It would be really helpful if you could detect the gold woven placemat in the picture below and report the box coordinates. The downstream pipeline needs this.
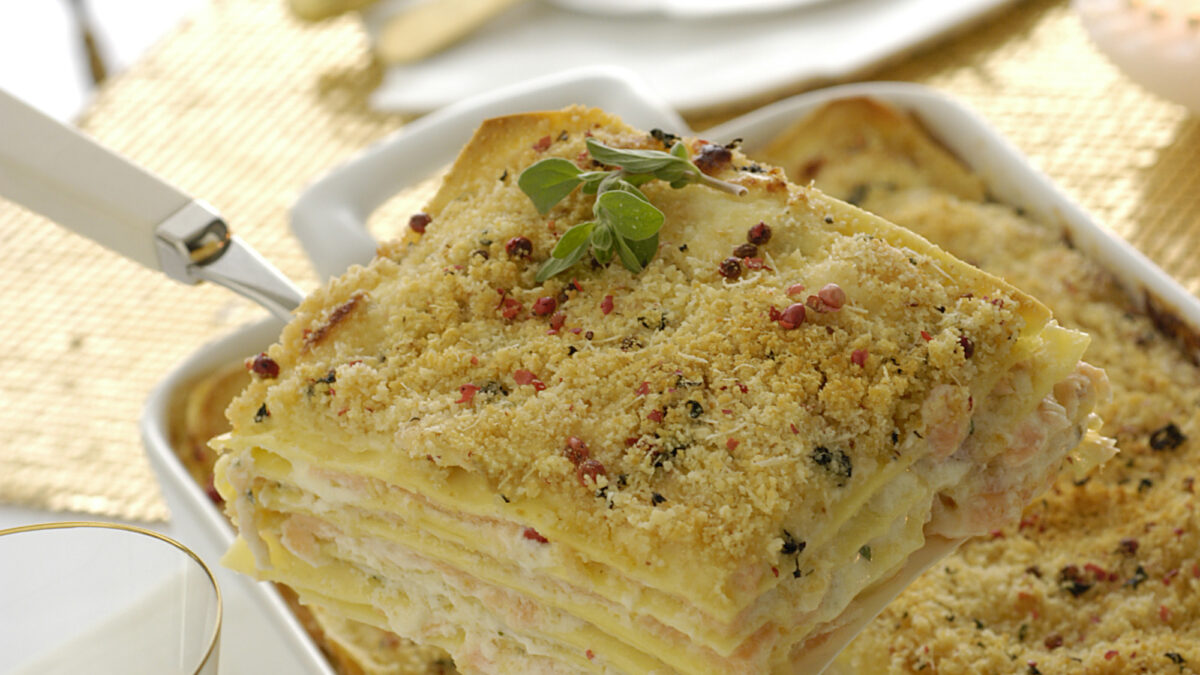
[0,0,1195,521]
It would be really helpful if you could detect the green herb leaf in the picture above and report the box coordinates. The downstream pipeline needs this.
[519,135,746,282]
[590,222,613,251]
[552,221,593,259]
[579,171,609,194]
[518,158,582,214]
[626,233,659,267]
[597,191,664,241]
[535,243,586,283]
[614,235,644,274]
[599,175,650,202]
[586,139,691,175]
[593,241,615,266]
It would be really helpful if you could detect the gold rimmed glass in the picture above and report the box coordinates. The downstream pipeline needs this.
[0,521,221,674]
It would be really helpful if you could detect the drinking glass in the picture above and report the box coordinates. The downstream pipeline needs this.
[0,521,221,674]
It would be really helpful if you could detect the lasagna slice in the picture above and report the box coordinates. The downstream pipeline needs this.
[213,107,1110,674]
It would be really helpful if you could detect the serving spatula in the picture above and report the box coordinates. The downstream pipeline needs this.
[0,88,303,321]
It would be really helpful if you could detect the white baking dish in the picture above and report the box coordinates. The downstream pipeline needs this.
[140,67,1200,674]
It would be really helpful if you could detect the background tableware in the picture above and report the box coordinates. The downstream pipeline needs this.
[1074,0,1200,113]
[363,0,1019,114]
[0,522,220,675]
[0,88,303,321]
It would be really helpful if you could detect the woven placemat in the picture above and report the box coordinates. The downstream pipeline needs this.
[0,0,1195,521]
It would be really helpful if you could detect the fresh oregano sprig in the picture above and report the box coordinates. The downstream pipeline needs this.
[518,139,747,282]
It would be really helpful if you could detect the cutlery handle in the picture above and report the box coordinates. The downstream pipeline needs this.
[0,88,197,275]
[0,88,305,321]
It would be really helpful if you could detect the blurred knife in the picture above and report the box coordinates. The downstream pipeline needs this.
[0,88,304,321]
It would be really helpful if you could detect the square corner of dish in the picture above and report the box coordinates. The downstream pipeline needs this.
[210,104,1113,674]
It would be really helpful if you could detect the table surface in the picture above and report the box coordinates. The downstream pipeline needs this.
[0,0,1196,524]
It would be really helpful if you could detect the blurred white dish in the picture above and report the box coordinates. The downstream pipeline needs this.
[364,0,1018,114]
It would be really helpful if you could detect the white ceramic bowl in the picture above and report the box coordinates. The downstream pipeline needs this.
[141,67,1200,674]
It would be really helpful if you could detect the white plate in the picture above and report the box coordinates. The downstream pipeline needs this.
[365,0,1017,115]
[141,68,1200,675]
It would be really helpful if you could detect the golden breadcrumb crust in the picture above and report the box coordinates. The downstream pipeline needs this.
[759,98,1200,674]
[226,107,1044,597]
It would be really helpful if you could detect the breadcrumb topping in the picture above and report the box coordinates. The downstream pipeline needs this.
[227,107,1041,587]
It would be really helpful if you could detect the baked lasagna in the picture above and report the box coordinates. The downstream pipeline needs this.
[213,107,1111,674]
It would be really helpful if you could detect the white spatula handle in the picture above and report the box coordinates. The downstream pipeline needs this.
[0,88,195,273]
[0,88,304,320]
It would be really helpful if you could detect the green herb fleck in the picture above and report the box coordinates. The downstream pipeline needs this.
[859,545,872,561]
[1126,564,1148,588]
[519,139,747,281]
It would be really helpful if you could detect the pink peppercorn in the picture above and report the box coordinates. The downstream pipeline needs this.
[694,143,732,175]
[732,243,758,259]
[817,283,846,310]
[249,352,280,379]
[505,236,533,258]
[851,349,868,366]
[959,336,975,359]
[747,222,772,245]
[778,303,806,329]
[564,437,590,465]
[577,459,607,487]
[786,283,806,297]
[455,384,479,404]
[500,297,522,319]
[601,295,614,315]
[532,296,557,316]
[718,257,742,280]
[549,312,566,330]
[522,527,549,544]
[408,212,431,234]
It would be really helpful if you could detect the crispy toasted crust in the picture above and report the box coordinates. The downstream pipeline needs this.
[225,107,1054,612]
[756,97,986,206]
